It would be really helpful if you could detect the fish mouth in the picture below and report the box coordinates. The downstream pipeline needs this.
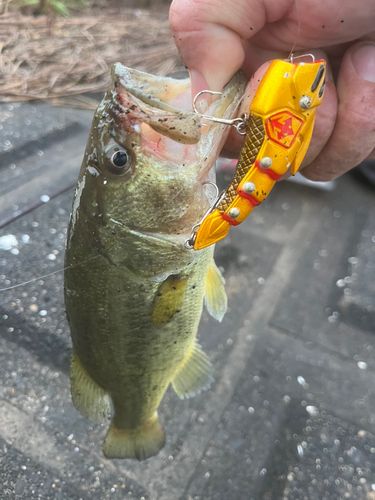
[111,64,201,145]
[111,64,247,170]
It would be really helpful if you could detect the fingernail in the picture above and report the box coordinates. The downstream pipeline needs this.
[189,69,209,98]
[351,42,375,83]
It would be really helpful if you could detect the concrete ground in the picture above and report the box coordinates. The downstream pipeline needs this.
[0,100,374,500]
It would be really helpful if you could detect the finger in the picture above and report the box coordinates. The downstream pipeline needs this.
[169,0,268,95]
[301,41,375,181]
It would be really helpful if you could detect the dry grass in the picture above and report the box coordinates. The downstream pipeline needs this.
[0,8,183,108]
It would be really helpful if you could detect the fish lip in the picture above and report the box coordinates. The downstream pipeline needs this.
[110,64,248,150]
[111,63,202,145]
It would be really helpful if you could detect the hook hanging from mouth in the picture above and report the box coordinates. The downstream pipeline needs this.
[192,90,248,136]
[184,181,223,250]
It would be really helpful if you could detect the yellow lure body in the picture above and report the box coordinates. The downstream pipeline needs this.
[194,58,326,250]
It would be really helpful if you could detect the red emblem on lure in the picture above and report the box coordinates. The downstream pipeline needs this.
[265,111,303,148]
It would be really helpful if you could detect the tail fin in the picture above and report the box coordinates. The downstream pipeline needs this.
[102,413,165,460]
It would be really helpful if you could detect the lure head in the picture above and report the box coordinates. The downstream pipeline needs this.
[251,58,326,151]
[291,57,326,109]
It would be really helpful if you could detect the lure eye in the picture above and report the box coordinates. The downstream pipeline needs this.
[106,147,132,175]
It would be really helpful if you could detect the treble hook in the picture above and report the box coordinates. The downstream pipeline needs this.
[192,90,247,136]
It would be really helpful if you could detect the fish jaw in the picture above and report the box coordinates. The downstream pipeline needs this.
[111,63,248,178]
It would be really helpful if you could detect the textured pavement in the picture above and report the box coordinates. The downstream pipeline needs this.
[0,100,375,500]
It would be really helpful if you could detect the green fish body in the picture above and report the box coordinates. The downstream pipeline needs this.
[64,65,247,460]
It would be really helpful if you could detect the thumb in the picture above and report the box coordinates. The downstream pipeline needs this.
[169,0,263,96]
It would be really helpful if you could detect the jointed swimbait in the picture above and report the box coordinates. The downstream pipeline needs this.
[186,55,326,250]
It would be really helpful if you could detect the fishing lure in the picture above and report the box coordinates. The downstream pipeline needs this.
[186,54,326,250]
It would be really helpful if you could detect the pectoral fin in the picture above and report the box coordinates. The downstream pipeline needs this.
[151,274,189,327]
[204,261,227,322]
[172,342,214,399]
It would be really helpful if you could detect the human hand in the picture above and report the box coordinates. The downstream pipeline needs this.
[169,0,375,181]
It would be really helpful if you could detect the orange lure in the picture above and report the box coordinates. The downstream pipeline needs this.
[191,56,326,250]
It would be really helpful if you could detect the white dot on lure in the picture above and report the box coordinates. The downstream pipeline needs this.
[243,182,256,194]
[228,208,240,219]
[299,95,312,110]
[259,157,272,169]
[284,72,290,78]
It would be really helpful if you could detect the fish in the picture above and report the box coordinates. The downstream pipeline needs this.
[64,63,247,460]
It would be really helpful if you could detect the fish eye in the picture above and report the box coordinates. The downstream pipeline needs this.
[111,150,129,167]
[106,146,132,175]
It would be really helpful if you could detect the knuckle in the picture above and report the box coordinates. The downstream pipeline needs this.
[169,2,185,32]
[169,0,207,32]
[301,168,337,182]
[341,93,375,131]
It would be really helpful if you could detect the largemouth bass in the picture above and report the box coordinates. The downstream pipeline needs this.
[64,64,247,460]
